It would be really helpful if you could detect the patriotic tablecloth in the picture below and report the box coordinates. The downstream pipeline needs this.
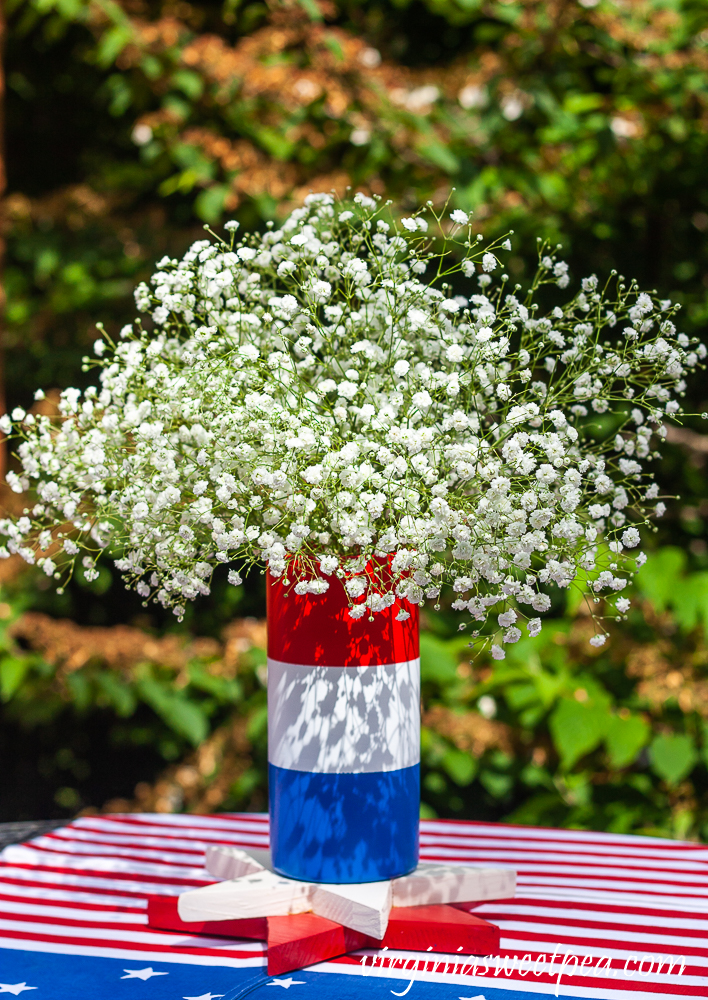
[0,813,705,1000]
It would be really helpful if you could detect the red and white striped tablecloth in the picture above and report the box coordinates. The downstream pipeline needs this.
[0,813,705,998]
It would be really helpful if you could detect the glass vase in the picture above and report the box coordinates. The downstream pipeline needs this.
[266,571,420,883]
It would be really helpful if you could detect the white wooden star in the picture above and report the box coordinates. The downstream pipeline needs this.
[120,968,169,981]
[266,979,306,989]
[0,986,37,996]
[180,845,515,938]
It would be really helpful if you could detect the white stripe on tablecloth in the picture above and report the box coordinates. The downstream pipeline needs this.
[477,901,708,931]
[0,844,212,880]
[26,835,205,866]
[0,886,145,908]
[0,936,266,967]
[0,864,191,896]
[0,914,263,951]
[71,814,270,840]
[0,900,149,922]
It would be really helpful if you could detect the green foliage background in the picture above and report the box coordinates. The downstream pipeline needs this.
[2,0,708,836]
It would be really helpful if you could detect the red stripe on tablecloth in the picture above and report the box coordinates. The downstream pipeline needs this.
[0,925,264,959]
[0,890,143,913]
[0,861,210,887]
[39,831,208,857]
[13,840,208,869]
[482,910,708,941]
[0,869,179,899]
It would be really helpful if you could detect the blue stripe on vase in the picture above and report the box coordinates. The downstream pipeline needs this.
[268,761,420,884]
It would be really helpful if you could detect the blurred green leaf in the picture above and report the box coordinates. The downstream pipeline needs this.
[188,663,242,703]
[441,747,477,786]
[648,734,698,785]
[671,573,708,633]
[171,70,203,100]
[95,25,134,67]
[137,677,209,745]
[604,713,650,769]
[0,655,32,701]
[636,548,687,613]
[95,672,136,717]
[297,0,323,21]
[549,695,609,770]
[66,671,92,712]
[246,703,268,743]
[479,768,513,799]
[195,184,229,224]
[417,139,460,173]
[420,632,459,684]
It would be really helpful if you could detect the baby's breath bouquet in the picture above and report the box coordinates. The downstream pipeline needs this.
[1,193,703,656]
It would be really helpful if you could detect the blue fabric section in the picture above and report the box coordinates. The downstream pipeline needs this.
[268,762,419,883]
[0,949,255,1000]
[221,969,592,1000]
[0,947,594,1000]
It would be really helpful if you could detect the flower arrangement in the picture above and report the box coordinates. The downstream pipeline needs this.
[1,193,703,656]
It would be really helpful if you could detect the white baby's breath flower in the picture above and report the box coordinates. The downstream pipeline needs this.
[320,555,338,575]
[0,193,694,649]
[477,695,496,718]
[621,527,640,548]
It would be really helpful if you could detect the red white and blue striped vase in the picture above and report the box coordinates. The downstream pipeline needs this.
[266,573,420,884]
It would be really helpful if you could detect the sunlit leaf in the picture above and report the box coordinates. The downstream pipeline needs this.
[0,655,32,701]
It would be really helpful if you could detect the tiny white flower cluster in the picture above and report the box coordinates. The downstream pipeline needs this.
[1,193,703,653]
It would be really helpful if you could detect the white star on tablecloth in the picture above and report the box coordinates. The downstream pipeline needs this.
[183,994,225,1000]
[120,968,169,981]
[0,986,37,996]
[267,979,306,989]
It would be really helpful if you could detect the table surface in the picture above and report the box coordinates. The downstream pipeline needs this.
[0,813,705,1000]
[0,820,65,850]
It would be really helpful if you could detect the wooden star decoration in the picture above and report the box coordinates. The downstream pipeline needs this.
[147,845,513,976]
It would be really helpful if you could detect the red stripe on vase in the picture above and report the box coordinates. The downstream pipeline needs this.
[266,571,419,667]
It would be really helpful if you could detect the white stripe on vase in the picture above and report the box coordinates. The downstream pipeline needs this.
[267,656,421,773]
